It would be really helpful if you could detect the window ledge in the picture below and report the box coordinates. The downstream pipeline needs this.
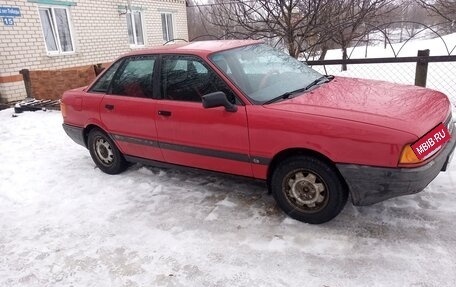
[129,44,145,49]
[118,5,146,12]
[46,51,76,57]
[28,0,77,6]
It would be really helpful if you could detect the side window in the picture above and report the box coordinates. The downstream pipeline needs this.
[90,60,123,93]
[126,10,145,46]
[161,13,174,42]
[193,61,207,74]
[38,7,74,54]
[161,55,237,104]
[111,56,156,98]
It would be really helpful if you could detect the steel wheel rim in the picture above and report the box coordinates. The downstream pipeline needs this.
[95,137,114,165]
[282,169,329,213]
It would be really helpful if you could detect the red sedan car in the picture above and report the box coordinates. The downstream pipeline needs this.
[61,40,455,224]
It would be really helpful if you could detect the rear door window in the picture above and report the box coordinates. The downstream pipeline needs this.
[90,60,123,93]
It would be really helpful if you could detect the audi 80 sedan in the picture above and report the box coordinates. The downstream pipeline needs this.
[61,40,455,224]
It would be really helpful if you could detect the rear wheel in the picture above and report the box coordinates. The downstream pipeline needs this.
[271,155,347,224]
[87,129,127,174]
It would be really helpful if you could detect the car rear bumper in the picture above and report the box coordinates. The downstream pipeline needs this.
[337,125,456,206]
[62,123,86,148]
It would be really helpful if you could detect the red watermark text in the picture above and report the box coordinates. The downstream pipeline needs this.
[411,123,451,160]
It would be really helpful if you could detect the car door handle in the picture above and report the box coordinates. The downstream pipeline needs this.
[158,110,172,116]
[105,104,114,110]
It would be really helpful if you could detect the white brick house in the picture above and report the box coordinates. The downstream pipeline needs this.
[0,0,188,103]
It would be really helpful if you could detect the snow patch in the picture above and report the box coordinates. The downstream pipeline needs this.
[1,103,456,286]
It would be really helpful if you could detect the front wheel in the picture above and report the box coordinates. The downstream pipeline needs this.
[271,156,348,224]
[87,129,127,174]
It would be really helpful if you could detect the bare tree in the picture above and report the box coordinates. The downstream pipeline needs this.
[415,0,456,25]
[187,0,225,40]
[322,0,396,68]
[189,0,398,61]
[199,0,333,58]
[393,1,430,41]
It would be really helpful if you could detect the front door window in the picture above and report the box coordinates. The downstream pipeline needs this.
[160,55,237,103]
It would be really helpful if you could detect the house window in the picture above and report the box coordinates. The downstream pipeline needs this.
[38,7,74,54]
[161,13,174,42]
[127,11,144,46]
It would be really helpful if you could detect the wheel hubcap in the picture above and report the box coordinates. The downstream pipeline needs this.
[95,138,114,165]
[284,170,327,210]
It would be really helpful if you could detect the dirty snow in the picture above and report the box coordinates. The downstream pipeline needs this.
[1,108,456,286]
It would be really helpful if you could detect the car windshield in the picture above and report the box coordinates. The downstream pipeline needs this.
[210,44,323,104]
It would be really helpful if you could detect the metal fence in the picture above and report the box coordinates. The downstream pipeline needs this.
[306,55,456,106]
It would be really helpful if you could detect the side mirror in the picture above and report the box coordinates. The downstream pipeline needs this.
[202,91,237,112]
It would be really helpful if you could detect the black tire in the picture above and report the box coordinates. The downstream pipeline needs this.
[87,129,127,174]
[271,155,348,224]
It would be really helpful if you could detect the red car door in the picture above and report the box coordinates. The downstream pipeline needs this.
[155,55,252,177]
[98,55,164,161]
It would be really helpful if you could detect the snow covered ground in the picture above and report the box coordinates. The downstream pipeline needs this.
[2,32,456,286]
[1,108,456,286]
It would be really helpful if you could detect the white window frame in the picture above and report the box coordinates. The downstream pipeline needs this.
[161,12,175,43]
[127,10,146,48]
[37,5,75,56]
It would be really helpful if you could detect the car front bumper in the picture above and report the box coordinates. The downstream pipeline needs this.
[337,124,456,206]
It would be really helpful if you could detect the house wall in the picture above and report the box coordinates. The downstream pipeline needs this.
[0,0,188,103]
[28,65,95,100]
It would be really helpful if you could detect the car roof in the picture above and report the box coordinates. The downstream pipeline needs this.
[125,39,264,57]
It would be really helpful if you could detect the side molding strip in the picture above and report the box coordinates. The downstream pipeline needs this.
[112,133,270,165]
